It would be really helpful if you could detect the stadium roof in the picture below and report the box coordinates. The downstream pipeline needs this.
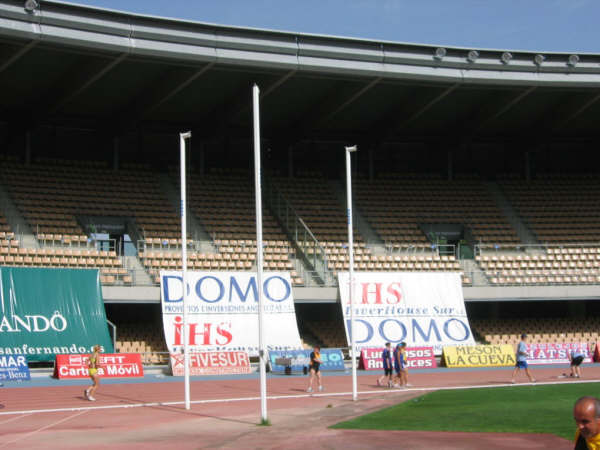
[1,0,600,144]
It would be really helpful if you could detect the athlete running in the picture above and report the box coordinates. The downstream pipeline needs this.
[84,345,101,401]
[307,345,324,393]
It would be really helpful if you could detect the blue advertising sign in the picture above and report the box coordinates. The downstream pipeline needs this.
[0,355,31,381]
[269,349,345,373]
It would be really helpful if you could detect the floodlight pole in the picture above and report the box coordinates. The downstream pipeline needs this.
[345,144,358,402]
[253,84,268,423]
[180,130,192,410]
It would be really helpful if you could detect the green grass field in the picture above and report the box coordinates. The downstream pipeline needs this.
[332,383,600,440]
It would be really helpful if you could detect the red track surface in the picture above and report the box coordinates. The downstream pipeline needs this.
[2,365,597,449]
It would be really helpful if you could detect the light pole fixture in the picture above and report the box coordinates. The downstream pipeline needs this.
[567,54,579,67]
[179,130,192,410]
[344,144,357,402]
[467,50,479,63]
[24,0,38,12]
[534,54,545,66]
[501,52,513,64]
[434,47,447,61]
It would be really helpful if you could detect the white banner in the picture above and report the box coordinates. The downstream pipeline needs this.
[338,272,474,355]
[160,271,302,356]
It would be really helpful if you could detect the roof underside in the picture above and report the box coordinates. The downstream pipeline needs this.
[0,0,599,147]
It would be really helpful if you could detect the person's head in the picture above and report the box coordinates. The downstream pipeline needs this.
[574,396,600,439]
[400,342,407,348]
[93,345,101,353]
[521,333,528,341]
[314,346,320,352]
[385,342,391,349]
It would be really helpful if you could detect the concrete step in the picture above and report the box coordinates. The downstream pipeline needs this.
[158,173,216,252]
[484,181,539,246]
[124,255,153,286]
[329,180,385,252]
[461,259,489,286]
[263,176,329,286]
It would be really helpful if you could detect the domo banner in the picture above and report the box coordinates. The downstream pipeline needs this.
[0,267,113,362]
[160,271,302,357]
[338,272,474,355]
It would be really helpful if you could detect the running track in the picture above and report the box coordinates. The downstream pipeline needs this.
[1,365,596,449]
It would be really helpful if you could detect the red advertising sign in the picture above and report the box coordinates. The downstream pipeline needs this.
[525,343,592,365]
[54,353,144,379]
[359,346,437,370]
[170,351,251,376]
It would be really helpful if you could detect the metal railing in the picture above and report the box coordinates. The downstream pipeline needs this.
[383,242,457,257]
[293,269,333,287]
[137,238,198,252]
[106,319,117,351]
[475,242,600,257]
[35,231,118,252]
[264,177,333,285]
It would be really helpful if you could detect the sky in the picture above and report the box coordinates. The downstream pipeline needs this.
[57,0,599,53]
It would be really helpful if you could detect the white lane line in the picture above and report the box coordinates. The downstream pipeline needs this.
[0,414,31,425]
[1,378,599,417]
[0,410,88,448]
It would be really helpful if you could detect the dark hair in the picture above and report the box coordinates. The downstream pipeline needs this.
[521,333,528,339]
[400,342,407,347]
[385,342,391,347]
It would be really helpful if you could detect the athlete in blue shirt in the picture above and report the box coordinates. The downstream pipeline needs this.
[510,333,536,384]
[392,343,404,388]
[570,348,586,378]
[377,342,394,388]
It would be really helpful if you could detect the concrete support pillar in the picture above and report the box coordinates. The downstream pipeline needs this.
[187,135,192,169]
[136,129,143,155]
[198,142,205,177]
[287,145,294,178]
[568,300,586,318]
[24,130,32,166]
[112,136,119,172]
[490,301,500,319]
[51,126,57,156]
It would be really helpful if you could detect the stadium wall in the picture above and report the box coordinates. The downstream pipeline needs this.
[102,285,600,304]
[1,0,600,87]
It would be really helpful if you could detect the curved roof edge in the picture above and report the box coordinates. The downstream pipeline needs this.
[2,0,600,87]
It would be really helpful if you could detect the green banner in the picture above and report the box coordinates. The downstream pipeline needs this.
[0,267,113,362]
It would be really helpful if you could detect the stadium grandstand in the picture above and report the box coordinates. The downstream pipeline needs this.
[1,0,600,359]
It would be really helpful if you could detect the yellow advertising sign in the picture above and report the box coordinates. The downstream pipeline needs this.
[442,344,516,368]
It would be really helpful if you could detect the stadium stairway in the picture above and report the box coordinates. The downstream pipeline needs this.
[263,176,328,285]
[461,259,489,286]
[123,255,153,285]
[329,180,386,254]
[0,182,38,248]
[158,173,216,253]
[484,181,539,246]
